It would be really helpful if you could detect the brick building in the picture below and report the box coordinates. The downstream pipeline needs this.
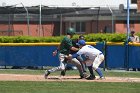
[0,0,140,36]
[137,0,140,12]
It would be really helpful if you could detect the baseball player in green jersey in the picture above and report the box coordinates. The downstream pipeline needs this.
[44,27,85,79]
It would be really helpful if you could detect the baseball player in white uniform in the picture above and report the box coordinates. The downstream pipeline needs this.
[66,40,105,80]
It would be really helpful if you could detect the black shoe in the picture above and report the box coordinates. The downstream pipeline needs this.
[86,75,96,80]
[61,69,66,76]
[138,68,140,71]
[132,68,136,71]
[79,72,89,79]
[79,75,85,79]
[44,70,50,79]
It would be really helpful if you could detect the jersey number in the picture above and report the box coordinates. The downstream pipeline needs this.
[88,45,94,49]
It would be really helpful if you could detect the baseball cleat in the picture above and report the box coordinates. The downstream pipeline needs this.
[44,70,50,79]
[86,75,96,80]
[60,69,66,76]
[97,77,105,80]
[79,72,89,79]
[79,75,85,79]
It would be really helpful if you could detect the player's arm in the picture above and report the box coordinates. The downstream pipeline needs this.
[70,46,79,51]
[65,53,79,60]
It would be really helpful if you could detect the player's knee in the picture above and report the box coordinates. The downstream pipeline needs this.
[60,68,65,71]
[61,67,65,70]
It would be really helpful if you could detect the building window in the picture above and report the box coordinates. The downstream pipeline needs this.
[131,0,137,4]
[69,22,85,33]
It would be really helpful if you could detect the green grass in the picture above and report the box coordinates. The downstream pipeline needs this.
[0,81,140,93]
[0,69,140,78]
[0,69,140,93]
[104,70,140,77]
[0,69,43,75]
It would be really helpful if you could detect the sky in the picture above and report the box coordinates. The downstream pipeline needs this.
[0,0,128,8]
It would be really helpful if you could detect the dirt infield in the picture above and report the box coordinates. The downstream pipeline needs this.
[0,74,140,82]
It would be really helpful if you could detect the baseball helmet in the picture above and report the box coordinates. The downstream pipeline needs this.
[76,40,86,46]
[66,27,76,35]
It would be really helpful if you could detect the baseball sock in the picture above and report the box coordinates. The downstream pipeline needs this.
[88,66,95,77]
[95,68,103,78]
